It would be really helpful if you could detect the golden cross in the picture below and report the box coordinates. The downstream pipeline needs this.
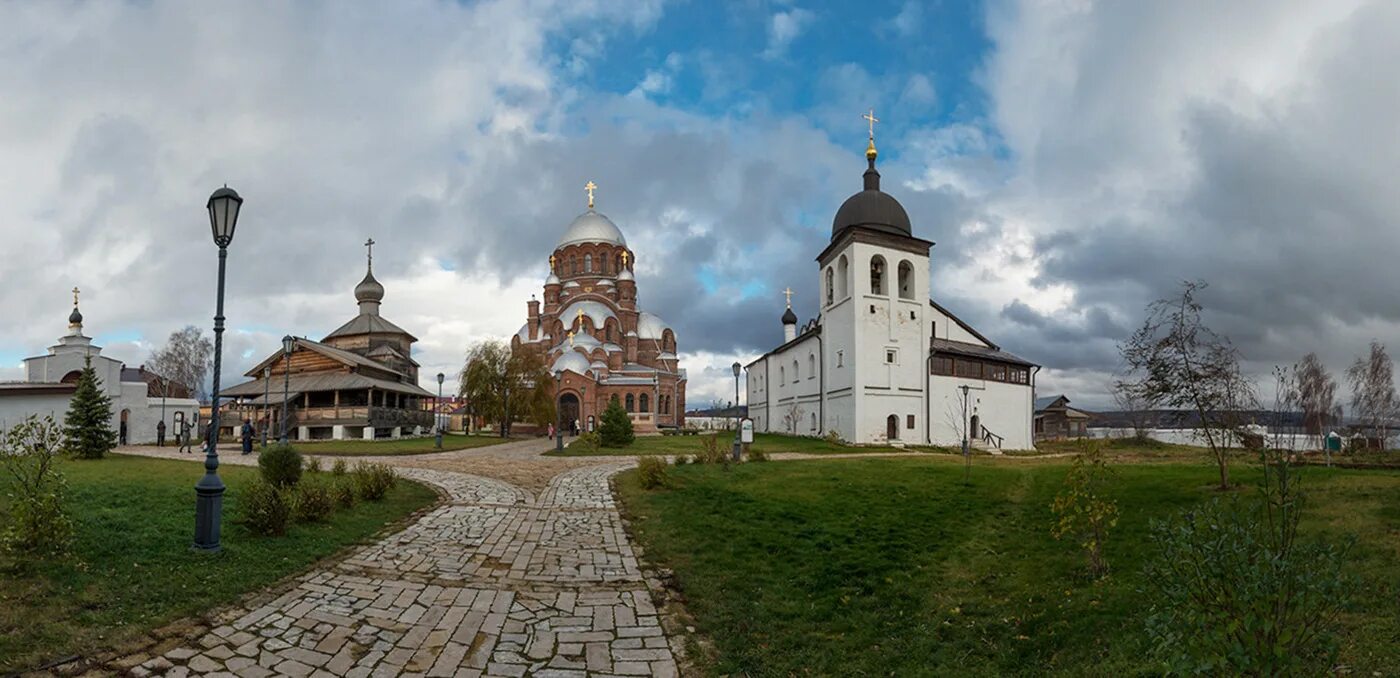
[364,237,376,270]
[584,180,597,209]
[549,254,556,272]
[72,286,80,307]
[576,308,585,326]
[863,108,879,139]
[783,287,793,308]
[568,331,575,346]
[621,250,629,267]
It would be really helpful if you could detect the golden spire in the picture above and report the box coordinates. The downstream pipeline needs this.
[863,108,880,160]
[72,286,80,307]
[584,180,597,209]
[783,287,794,308]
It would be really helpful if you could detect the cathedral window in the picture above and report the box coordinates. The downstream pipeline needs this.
[570,256,578,275]
[808,354,815,378]
[792,360,799,382]
[584,254,593,272]
[625,394,635,412]
[601,255,608,274]
[825,267,834,305]
[870,256,886,295]
[640,394,649,412]
[898,260,914,299]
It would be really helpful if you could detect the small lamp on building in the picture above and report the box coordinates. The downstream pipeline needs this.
[261,365,271,447]
[280,335,295,443]
[436,372,445,449]
[193,185,243,554]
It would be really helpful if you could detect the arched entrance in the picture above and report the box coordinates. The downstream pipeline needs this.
[886,414,899,441]
[969,414,981,441]
[558,393,580,432]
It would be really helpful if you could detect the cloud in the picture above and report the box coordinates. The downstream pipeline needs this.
[762,7,814,59]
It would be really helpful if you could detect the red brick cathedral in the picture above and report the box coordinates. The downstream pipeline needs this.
[512,185,686,432]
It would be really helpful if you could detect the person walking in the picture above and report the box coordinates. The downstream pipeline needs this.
[547,422,555,439]
[156,419,166,447]
[240,418,255,455]
[178,420,191,453]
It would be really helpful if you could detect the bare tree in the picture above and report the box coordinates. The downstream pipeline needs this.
[1110,378,1154,441]
[1119,281,1256,490]
[1345,341,1396,450]
[1295,353,1337,449]
[782,401,804,434]
[147,326,212,401]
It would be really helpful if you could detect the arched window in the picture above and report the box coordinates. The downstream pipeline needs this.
[792,359,800,382]
[838,254,849,299]
[825,267,834,305]
[570,256,578,275]
[584,254,593,272]
[870,255,886,295]
[779,365,785,384]
[811,412,817,431]
[625,394,635,412]
[898,260,914,299]
[615,254,622,272]
[601,255,608,274]
[640,394,650,412]
[808,353,816,378]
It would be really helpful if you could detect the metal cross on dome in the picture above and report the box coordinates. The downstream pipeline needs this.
[72,286,80,307]
[783,287,794,308]
[365,238,376,270]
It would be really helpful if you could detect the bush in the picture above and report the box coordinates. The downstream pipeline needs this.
[239,480,291,536]
[598,401,635,448]
[673,454,690,466]
[332,478,357,509]
[637,456,669,489]
[352,462,397,501]
[304,455,322,474]
[1050,440,1118,578]
[696,435,727,465]
[575,431,602,454]
[331,458,348,476]
[1142,448,1353,674]
[292,479,336,523]
[747,447,769,462]
[1,416,73,558]
[823,429,845,446]
[258,443,303,488]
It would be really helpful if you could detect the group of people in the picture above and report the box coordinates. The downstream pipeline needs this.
[154,417,198,453]
[546,419,583,439]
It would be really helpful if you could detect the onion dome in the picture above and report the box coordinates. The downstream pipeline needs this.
[617,268,634,282]
[551,351,590,375]
[546,272,561,285]
[637,312,671,340]
[782,307,798,325]
[559,210,627,248]
[355,270,385,304]
[69,306,83,326]
[831,147,911,239]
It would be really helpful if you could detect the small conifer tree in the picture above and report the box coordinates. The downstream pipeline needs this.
[598,400,635,448]
[63,356,117,459]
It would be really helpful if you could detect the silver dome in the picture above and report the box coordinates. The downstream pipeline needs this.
[558,209,627,248]
[551,351,591,376]
[637,311,671,340]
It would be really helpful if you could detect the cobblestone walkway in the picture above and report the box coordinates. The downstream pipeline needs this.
[118,462,678,677]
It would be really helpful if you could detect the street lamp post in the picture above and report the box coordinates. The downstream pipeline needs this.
[261,365,270,447]
[193,185,242,553]
[436,373,445,449]
[554,370,564,452]
[280,335,294,443]
[731,362,742,460]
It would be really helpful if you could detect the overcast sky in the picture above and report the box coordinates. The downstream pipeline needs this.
[2,0,1396,410]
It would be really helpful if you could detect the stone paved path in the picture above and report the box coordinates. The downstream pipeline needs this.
[114,461,678,677]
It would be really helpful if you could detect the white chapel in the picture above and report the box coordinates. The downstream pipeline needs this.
[745,124,1038,450]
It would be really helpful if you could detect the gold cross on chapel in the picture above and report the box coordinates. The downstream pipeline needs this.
[549,254,556,272]
[621,250,629,267]
[584,181,597,209]
[576,308,585,327]
[72,286,80,307]
[783,287,794,308]
[863,108,879,140]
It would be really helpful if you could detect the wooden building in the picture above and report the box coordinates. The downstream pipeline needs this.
[1033,394,1091,441]
[220,241,433,440]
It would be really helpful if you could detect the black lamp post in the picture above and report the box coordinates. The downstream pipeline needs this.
[280,335,294,443]
[436,372,445,449]
[193,185,242,553]
[554,370,564,452]
[261,365,270,447]
[731,362,742,460]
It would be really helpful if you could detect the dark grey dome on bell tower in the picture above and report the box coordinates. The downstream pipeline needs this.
[831,154,912,240]
[781,306,798,325]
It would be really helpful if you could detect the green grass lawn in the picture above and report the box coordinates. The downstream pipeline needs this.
[545,431,902,457]
[287,432,510,456]
[616,456,1400,676]
[0,455,438,672]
